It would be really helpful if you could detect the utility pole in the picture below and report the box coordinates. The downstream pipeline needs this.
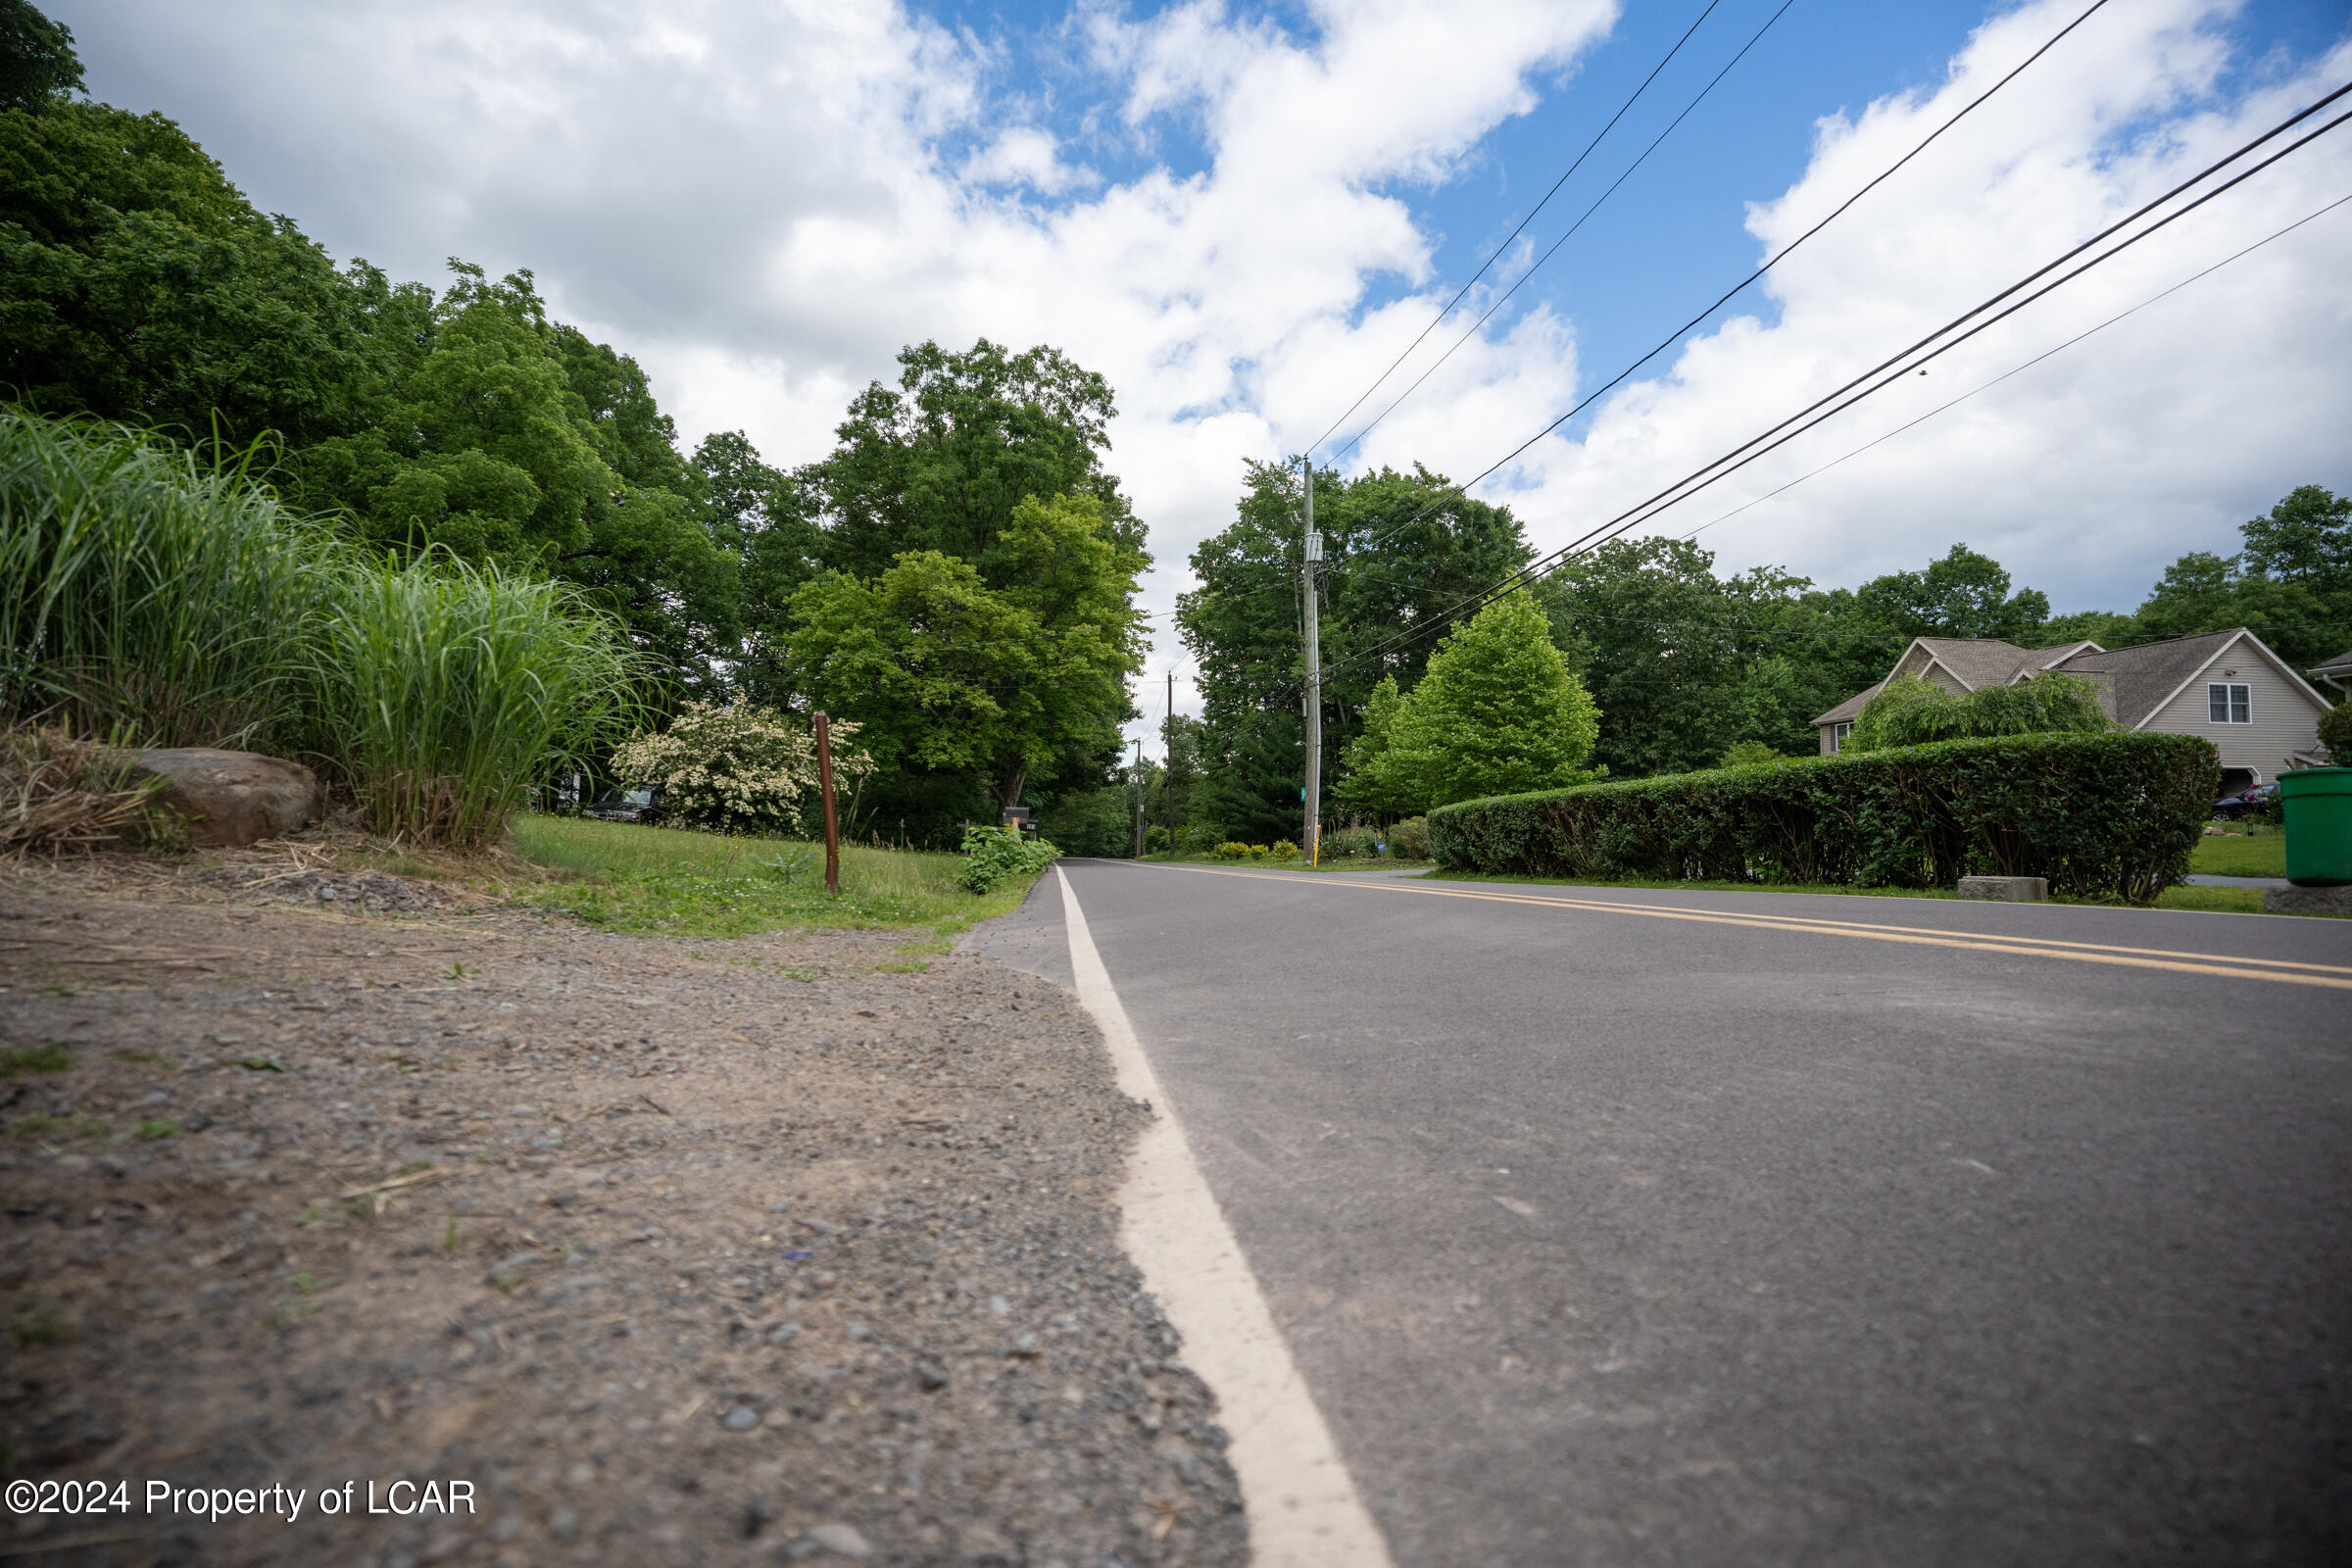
[1164,668,1176,855]
[1301,456,1322,864]
[1131,737,1147,859]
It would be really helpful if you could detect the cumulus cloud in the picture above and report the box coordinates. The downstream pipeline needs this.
[51,0,2352,727]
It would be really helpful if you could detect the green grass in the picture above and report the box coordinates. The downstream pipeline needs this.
[2189,831,2286,878]
[509,814,1043,939]
[1413,867,2333,917]
[0,1043,71,1077]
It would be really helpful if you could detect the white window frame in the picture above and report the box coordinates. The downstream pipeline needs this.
[2206,682,2251,724]
[1831,721,1853,753]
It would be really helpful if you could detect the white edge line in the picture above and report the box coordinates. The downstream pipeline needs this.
[1055,867,1396,1568]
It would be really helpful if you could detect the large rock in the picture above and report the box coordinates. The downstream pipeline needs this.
[123,748,322,847]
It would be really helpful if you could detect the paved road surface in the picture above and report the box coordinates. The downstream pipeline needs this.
[972,863,2352,1567]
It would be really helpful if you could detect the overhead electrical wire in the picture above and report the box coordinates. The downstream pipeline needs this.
[1346,0,2119,557]
[1303,0,1732,459]
[1298,84,2352,695]
[1326,0,1800,466]
[1677,188,2352,544]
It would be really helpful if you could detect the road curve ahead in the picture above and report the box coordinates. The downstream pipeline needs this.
[972,863,2352,1568]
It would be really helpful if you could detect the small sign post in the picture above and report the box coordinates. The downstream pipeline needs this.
[814,710,840,896]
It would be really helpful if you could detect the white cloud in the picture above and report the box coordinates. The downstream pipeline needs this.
[1495,0,2352,617]
[52,0,2352,734]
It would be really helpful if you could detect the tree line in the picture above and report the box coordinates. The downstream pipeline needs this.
[0,3,1147,848]
[1170,462,2350,845]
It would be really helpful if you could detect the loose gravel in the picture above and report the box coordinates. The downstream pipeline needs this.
[0,873,1248,1567]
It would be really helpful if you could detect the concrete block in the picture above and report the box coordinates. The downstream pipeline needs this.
[1957,875,2047,902]
[2265,884,2352,915]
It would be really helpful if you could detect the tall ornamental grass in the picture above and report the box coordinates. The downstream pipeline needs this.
[0,408,648,847]
[305,556,643,847]
[0,410,328,748]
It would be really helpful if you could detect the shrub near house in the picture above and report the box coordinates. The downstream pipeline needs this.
[1429,731,2217,904]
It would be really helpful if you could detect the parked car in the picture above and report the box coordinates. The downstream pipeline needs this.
[585,786,661,824]
[2211,781,2279,821]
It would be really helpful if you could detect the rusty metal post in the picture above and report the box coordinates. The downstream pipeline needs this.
[814,710,840,896]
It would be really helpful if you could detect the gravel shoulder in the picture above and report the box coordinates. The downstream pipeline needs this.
[0,858,1247,1567]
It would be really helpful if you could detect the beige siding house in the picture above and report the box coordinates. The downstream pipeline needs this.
[1810,627,2334,791]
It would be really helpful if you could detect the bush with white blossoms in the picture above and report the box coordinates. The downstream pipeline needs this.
[612,698,873,836]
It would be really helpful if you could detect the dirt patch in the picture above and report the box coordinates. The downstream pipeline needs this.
[0,867,1247,1566]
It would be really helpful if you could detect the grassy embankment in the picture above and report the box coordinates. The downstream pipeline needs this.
[507,814,1043,945]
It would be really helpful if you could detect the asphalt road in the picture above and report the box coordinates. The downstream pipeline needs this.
[971,863,2352,1568]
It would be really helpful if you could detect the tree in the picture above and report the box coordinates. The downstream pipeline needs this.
[1179,460,1534,832]
[775,493,1145,814]
[1336,674,1411,820]
[1541,536,1839,776]
[1,0,82,112]
[1382,590,1600,809]
[1847,671,2110,751]
[0,98,398,447]
[802,338,1140,580]
[2239,484,2352,589]
[1852,543,2050,642]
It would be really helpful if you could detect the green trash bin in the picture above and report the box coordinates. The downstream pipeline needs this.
[2280,766,2352,887]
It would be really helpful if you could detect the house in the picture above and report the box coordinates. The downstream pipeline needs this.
[2311,649,2352,699]
[1810,627,2336,793]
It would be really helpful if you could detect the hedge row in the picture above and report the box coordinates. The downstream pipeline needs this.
[1427,732,2219,903]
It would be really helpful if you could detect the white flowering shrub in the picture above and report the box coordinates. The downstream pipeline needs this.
[612,699,873,837]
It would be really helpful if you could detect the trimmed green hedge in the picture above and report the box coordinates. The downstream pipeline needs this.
[1428,732,2219,903]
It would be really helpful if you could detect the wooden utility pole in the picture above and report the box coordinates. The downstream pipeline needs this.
[1164,668,1176,855]
[1131,737,1147,859]
[1301,457,1322,864]
[813,710,840,896]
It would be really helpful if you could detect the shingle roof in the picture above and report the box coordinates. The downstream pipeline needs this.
[1912,637,2040,690]
[2050,628,2244,727]
[2310,650,2352,677]
[1811,681,1884,728]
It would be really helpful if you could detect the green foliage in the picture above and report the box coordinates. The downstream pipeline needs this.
[1038,784,1135,858]
[775,491,1146,812]
[1179,823,1225,855]
[612,699,871,837]
[1377,590,1600,810]
[1429,732,2218,904]
[1208,841,1251,861]
[2320,702,2352,765]
[1388,815,1431,860]
[1320,825,1380,858]
[302,553,647,848]
[1144,824,1169,854]
[1181,460,1535,832]
[0,411,333,745]
[0,0,81,111]
[1336,675,1409,819]
[1542,536,1869,777]
[1717,740,1787,767]
[0,1041,68,1076]
[1854,543,2049,641]
[1848,671,2111,752]
[513,814,1027,935]
[1268,839,1299,861]
[957,824,1059,894]
[1,409,650,844]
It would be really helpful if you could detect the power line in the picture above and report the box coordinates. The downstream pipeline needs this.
[1348,0,2119,557]
[1328,0,1799,466]
[1306,86,2352,694]
[1304,0,1733,459]
[1680,187,2352,543]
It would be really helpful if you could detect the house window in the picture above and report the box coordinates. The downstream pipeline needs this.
[1831,721,1853,753]
[2207,683,2250,724]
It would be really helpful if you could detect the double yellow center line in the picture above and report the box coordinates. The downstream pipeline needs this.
[1134,863,2352,992]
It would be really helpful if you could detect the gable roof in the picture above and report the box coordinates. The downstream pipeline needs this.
[1911,637,2041,691]
[2311,650,2352,678]
[2046,628,2245,728]
[2049,627,2335,727]
[1813,681,1885,728]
